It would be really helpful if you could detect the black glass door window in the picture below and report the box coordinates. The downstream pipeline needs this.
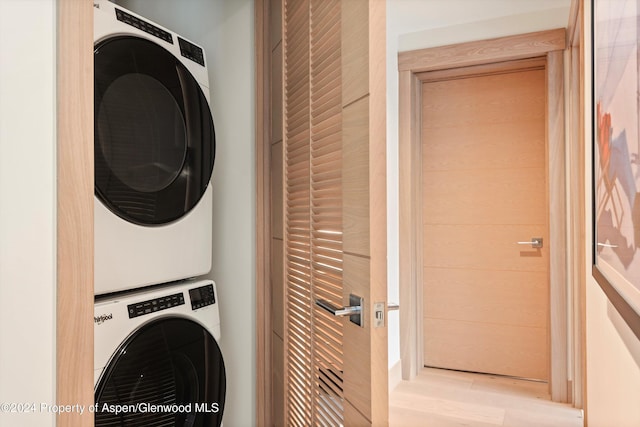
[95,318,226,426]
[95,36,215,225]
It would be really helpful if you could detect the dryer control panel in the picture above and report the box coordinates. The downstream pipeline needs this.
[127,292,185,318]
[189,284,216,310]
[178,37,205,66]
[115,7,173,44]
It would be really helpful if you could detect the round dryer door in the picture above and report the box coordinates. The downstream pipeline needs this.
[94,36,215,226]
[95,318,226,426]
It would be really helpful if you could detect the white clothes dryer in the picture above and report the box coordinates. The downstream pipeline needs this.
[94,279,225,426]
[94,0,215,295]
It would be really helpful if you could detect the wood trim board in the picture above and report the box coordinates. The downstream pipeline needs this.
[547,49,569,402]
[255,0,274,425]
[566,5,586,408]
[56,0,94,426]
[567,0,581,48]
[398,69,422,380]
[398,28,566,73]
[576,0,588,413]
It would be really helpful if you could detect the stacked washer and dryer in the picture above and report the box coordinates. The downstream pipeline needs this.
[93,1,225,425]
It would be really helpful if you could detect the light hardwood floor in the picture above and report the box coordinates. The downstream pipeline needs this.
[389,368,584,427]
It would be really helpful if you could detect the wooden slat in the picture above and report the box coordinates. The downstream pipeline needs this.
[398,28,566,72]
[311,15,340,51]
[313,317,344,348]
[310,0,345,422]
[311,39,341,73]
[310,0,337,27]
[312,88,342,120]
[285,0,347,424]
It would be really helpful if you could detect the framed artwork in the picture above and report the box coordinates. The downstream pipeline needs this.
[593,0,640,336]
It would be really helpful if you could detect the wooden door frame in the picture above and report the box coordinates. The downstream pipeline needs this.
[255,0,273,425]
[566,0,586,410]
[57,0,94,426]
[398,28,572,403]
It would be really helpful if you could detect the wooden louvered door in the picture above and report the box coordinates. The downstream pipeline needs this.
[282,0,387,425]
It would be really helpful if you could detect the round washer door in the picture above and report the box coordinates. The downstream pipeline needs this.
[94,36,215,226]
[95,318,226,427]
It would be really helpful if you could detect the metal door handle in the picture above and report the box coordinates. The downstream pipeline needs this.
[387,303,399,311]
[516,237,543,248]
[315,300,361,317]
[597,242,618,248]
[315,294,364,327]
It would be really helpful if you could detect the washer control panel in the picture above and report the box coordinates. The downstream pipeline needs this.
[127,292,185,318]
[189,284,216,310]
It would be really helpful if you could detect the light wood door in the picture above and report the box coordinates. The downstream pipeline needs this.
[422,67,549,380]
[281,0,387,425]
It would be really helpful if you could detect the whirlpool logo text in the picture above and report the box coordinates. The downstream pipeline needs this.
[94,313,113,325]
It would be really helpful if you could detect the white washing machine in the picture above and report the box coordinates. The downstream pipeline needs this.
[94,0,215,295]
[94,279,225,426]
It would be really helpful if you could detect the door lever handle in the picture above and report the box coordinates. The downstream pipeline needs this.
[597,242,618,248]
[315,294,364,327]
[315,299,361,317]
[516,237,543,248]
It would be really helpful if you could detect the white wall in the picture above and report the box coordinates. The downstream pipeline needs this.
[116,1,256,425]
[0,1,57,426]
[386,0,570,376]
[583,4,640,425]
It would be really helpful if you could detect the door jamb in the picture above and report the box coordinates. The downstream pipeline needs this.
[57,1,94,425]
[255,0,273,425]
[398,28,571,403]
[566,0,586,410]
